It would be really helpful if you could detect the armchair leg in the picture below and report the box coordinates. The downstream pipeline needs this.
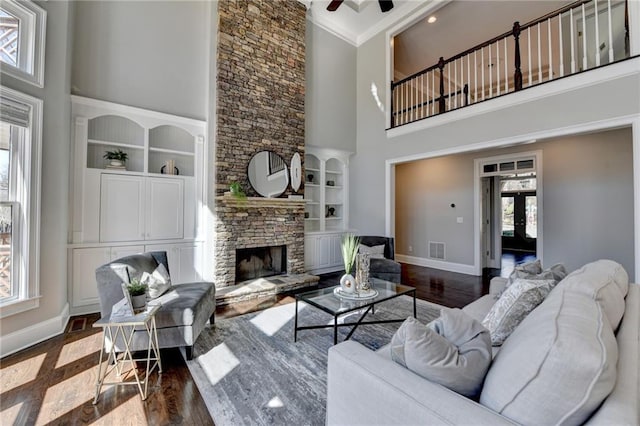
[185,346,193,361]
[209,313,216,325]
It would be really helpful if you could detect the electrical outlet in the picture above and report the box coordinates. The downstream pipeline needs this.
[457,217,463,224]
[408,245,413,252]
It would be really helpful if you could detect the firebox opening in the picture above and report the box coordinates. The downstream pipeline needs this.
[235,245,287,283]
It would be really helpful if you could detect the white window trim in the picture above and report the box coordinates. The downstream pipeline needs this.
[0,86,42,318]
[0,0,46,88]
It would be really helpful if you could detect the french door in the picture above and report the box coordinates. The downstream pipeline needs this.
[501,190,537,252]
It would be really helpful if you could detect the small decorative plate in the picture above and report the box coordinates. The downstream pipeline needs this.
[333,287,379,300]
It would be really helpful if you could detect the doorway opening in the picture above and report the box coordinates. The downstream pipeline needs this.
[477,152,542,277]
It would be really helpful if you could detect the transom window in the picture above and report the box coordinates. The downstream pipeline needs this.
[0,0,46,87]
[0,9,19,67]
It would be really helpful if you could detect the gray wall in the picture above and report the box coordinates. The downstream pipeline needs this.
[395,128,635,276]
[351,30,640,236]
[72,0,209,120]
[305,22,357,152]
[0,1,74,335]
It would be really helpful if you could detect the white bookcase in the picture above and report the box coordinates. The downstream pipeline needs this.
[68,96,207,315]
[304,147,353,274]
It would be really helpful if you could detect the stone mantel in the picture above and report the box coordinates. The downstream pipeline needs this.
[216,195,306,209]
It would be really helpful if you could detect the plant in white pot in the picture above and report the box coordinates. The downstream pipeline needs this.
[340,234,360,294]
[127,278,148,310]
[103,149,128,168]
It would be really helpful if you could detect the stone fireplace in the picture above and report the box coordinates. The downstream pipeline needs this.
[212,0,314,305]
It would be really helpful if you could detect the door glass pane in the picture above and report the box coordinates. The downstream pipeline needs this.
[0,204,12,299]
[501,197,514,237]
[526,195,537,238]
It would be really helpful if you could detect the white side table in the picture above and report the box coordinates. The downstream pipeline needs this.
[92,304,162,403]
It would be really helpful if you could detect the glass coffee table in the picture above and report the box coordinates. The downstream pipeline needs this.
[294,278,417,344]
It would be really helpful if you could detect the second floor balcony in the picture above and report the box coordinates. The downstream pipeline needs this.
[390,0,636,129]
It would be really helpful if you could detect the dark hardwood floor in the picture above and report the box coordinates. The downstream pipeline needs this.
[0,260,518,424]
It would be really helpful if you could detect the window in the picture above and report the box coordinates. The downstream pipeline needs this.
[0,86,42,317]
[0,0,46,87]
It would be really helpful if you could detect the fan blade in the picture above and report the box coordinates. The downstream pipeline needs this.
[378,0,393,13]
[327,0,344,11]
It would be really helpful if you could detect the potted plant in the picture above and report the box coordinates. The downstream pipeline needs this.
[127,278,148,309]
[340,233,360,294]
[103,149,128,167]
[229,181,246,199]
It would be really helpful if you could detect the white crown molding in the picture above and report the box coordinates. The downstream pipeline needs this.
[355,0,430,46]
[307,13,360,46]
[307,0,437,47]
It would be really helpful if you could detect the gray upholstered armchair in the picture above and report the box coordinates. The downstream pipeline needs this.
[359,236,402,282]
[95,251,216,360]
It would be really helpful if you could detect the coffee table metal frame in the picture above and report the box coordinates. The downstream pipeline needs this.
[294,279,417,344]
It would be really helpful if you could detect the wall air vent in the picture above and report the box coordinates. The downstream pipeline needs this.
[428,241,445,260]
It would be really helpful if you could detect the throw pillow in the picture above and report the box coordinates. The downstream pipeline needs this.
[390,309,492,398]
[506,259,543,287]
[141,263,172,299]
[483,278,555,345]
[359,244,385,259]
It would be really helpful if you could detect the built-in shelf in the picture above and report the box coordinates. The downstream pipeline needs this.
[88,139,145,149]
[149,147,196,157]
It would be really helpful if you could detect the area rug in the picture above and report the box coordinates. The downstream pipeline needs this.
[186,295,445,426]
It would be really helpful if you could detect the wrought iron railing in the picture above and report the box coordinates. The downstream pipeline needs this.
[390,0,631,128]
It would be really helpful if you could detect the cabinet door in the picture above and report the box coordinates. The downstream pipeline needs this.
[100,174,145,242]
[145,243,202,284]
[329,234,343,268]
[304,236,317,270]
[146,177,184,240]
[317,236,331,269]
[72,247,111,308]
[110,245,145,261]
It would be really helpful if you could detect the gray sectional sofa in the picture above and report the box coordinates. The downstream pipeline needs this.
[327,259,640,425]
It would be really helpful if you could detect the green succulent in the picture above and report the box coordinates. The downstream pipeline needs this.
[127,278,147,296]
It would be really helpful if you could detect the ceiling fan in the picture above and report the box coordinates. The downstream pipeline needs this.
[327,0,394,13]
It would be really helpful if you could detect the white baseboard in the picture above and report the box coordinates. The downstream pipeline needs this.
[0,303,70,358]
[396,254,479,276]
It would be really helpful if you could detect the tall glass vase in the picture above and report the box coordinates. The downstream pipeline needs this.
[356,253,371,293]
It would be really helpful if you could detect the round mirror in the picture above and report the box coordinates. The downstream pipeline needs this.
[290,152,302,192]
[247,151,289,198]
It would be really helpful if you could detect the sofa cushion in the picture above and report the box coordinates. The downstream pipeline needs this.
[369,258,401,274]
[359,244,385,259]
[556,259,628,330]
[152,281,216,329]
[390,309,492,398]
[506,259,542,287]
[482,278,555,345]
[141,262,173,299]
[480,288,618,425]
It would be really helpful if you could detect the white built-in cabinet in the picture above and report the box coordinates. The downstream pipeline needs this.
[68,96,207,315]
[304,147,353,274]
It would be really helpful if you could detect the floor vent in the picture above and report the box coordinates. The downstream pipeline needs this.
[429,241,445,260]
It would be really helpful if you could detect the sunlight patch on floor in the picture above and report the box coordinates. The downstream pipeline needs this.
[0,352,46,393]
[55,334,100,368]
[249,301,306,336]
[266,396,284,409]
[37,367,95,424]
[0,400,23,424]
[198,342,240,386]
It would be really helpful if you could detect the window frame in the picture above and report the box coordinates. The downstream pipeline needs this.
[0,0,46,88]
[0,86,42,318]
